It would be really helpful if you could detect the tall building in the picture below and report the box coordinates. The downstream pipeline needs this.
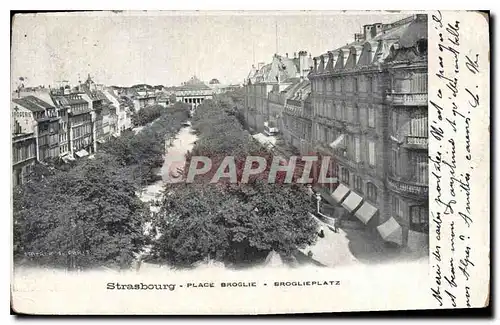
[280,79,313,155]
[51,89,95,159]
[77,75,117,147]
[11,99,38,186]
[307,14,428,250]
[12,96,61,162]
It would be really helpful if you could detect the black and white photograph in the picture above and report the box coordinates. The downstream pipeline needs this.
[9,10,490,315]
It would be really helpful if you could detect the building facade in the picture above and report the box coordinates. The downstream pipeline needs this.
[244,51,312,133]
[51,90,95,158]
[308,14,428,249]
[103,89,132,134]
[133,91,157,111]
[166,75,214,111]
[280,80,313,155]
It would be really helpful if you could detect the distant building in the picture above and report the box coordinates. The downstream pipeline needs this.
[103,89,132,135]
[51,90,95,159]
[156,92,172,107]
[165,75,214,110]
[133,90,157,111]
[243,51,313,133]
[77,75,118,146]
[11,94,62,185]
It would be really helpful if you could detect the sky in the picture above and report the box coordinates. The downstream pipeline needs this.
[11,11,411,88]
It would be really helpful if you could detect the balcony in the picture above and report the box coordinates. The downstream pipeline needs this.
[404,135,428,149]
[316,116,337,128]
[336,153,364,171]
[387,176,428,197]
[386,93,427,106]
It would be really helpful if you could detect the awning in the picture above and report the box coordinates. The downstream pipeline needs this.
[331,183,350,203]
[354,201,378,224]
[97,139,106,144]
[341,191,363,212]
[329,134,345,149]
[75,149,89,158]
[407,230,429,252]
[377,217,403,245]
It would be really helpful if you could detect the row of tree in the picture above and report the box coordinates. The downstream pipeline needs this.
[13,103,191,270]
[148,97,319,268]
[131,104,164,127]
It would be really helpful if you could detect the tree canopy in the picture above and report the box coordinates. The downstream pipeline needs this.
[149,97,319,268]
[13,102,190,270]
[14,154,148,270]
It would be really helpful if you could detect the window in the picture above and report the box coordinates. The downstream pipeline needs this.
[353,77,358,93]
[368,106,375,128]
[367,76,373,93]
[367,183,378,203]
[336,103,342,119]
[368,141,376,166]
[391,110,399,134]
[410,152,429,184]
[341,168,350,185]
[410,111,428,137]
[410,205,429,233]
[342,104,347,121]
[392,149,400,176]
[354,105,360,124]
[392,196,404,218]
[354,136,361,163]
[354,175,363,193]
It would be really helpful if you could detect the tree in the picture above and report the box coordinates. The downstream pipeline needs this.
[150,181,317,268]
[131,104,163,127]
[149,97,319,268]
[13,154,148,270]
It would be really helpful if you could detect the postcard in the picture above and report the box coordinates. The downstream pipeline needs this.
[10,10,490,314]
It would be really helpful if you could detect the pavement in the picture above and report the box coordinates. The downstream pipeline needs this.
[299,224,359,268]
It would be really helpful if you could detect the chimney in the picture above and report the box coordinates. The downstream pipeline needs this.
[354,33,364,42]
[293,52,297,59]
[286,53,288,58]
[373,23,382,37]
[298,51,309,77]
[363,24,373,40]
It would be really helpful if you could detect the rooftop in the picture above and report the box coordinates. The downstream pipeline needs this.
[12,96,47,113]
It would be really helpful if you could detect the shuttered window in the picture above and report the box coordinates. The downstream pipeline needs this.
[410,152,429,184]
[410,112,428,137]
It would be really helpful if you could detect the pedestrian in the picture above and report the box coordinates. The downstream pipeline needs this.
[318,226,325,238]
[333,218,339,233]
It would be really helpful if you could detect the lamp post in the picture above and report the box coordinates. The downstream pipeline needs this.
[315,192,321,214]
